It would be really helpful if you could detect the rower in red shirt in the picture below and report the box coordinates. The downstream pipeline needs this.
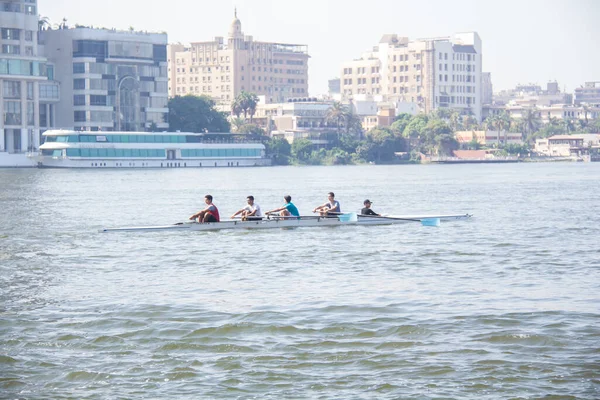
[189,194,220,223]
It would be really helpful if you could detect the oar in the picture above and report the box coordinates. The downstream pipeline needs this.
[358,214,441,227]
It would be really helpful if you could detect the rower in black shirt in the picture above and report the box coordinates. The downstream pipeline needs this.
[360,199,380,216]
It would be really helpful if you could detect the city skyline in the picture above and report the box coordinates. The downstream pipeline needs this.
[38,0,600,97]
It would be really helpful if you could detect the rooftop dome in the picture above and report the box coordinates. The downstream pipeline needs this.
[228,8,243,39]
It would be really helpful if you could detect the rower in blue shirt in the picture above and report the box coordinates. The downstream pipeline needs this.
[266,195,300,219]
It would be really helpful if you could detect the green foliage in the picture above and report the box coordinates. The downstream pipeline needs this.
[232,91,259,121]
[266,137,291,165]
[238,124,265,136]
[502,143,530,155]
[291,138,313,162]
[168,95,230,133]
[147,122,158,132]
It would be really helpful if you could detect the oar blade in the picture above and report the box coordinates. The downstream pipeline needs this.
[338,212,358,223]
[421,217,441,227]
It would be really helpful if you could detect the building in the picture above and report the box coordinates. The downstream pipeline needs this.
[328,78,340,97]
[41,27,169,132]
[482,72,493,105]
[0,0,59,166]
[168,11,309,108]
[535,134,600,157]
[455,130,523,146]
[340,32,483,121]
[574,82,600,105]
[494,81,571,107]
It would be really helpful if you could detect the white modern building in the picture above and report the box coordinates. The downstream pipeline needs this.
[340,32,483,121]
[41,27,169,133]
[0,0,59,167]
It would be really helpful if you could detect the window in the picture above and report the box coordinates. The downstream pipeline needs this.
[3,81,21,98]
[40,84,59,99]
[74,111,86,122]
[73,40,107,59]
[74,95,86,106]
[2,44,20,55]
[25,31,33,41]
[4,101,21,125]
[1,28,20,40]
[74,79,86,90]
[90,95,106,106]
[73,63,85,73]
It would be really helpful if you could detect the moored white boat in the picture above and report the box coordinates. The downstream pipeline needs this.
[38,130,271,168]
[100,213,472,233]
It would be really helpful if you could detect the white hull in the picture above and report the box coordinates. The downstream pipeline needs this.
[38,157,271,168]
[101,213,472,233]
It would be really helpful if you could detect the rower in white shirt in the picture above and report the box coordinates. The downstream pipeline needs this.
[231,195,263,221]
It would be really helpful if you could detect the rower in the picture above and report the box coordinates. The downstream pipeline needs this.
[313,192,341,217]
[266,195,300,219]
[231,195,263,221]
[189,194,220,223]
[360,199,380,216]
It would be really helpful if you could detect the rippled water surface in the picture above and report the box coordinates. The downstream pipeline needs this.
[1,163,599,399]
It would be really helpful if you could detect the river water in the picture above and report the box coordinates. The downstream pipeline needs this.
[1,163,599,399]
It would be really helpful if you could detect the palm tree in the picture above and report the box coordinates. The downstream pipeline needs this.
[230,117,245,132]
[449,111,462,132]
[521,108,541,141]
[235,91,259,122]
[38,16,51,31]
[247,93,259,123]
[563,119,575,134]
[231,98,242,118]
[548,116,560,128]
[497,112,511,145]
[325,101,348,142]
[581,103,591,127]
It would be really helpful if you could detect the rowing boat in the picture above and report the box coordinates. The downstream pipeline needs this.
[100,213,472,233]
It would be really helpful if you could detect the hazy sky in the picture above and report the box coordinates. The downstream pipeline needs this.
[39,0,599,96]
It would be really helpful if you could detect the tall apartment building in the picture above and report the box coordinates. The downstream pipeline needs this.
[168,11,309,107]
[340,32,483,121]
[0,0,59,166]
[482,72,493,105]
[41,27,169,132]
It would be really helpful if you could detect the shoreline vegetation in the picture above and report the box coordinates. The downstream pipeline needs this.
[167,94,600,166]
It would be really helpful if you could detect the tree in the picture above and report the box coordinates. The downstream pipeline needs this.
[563,119,575,134]
[238,123,265,137]
[343,110,363,139]
[168,95,231,133]
[521,108,541,140]
[402,114,428,148]
[497,111,511,145]
[435,134,459,156]
[266,137,291,165]
[231,98,243,118]
[38,16,50,31]
[230,117,245,132]
[325,101,349,142]
[147,122,158,132]
[291,138,313,162]
[581,103,591,126]
[390,114,412,136]
[233,91,259,121]
[449,111,463,132]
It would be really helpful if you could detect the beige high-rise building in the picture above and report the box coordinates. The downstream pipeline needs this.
[340,32,483,121]
[168,11,309,108]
